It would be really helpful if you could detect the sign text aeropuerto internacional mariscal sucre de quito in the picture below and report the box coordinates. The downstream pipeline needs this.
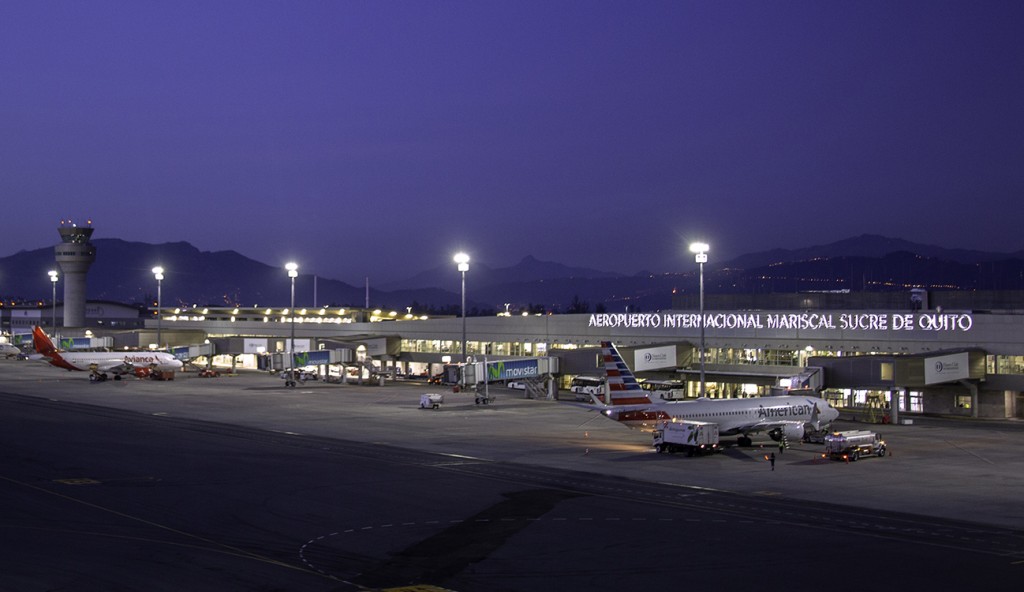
[587,312,973,333]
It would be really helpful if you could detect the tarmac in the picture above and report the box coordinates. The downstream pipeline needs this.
[3,358,1023,532]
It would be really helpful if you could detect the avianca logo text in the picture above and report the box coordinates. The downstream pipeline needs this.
[124,355,160,364]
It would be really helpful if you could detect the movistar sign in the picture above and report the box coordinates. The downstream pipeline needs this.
[487,359,541,381]
[292,350,332,367]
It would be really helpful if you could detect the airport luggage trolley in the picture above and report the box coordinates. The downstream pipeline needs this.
[419,393,444,409]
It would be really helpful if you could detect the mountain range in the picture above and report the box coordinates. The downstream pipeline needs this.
[1,234,1022,314]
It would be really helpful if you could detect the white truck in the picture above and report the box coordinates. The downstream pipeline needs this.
[652,421,720,456]
[823,430,886,461]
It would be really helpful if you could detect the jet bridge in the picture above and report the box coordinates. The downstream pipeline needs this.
[462,357,560,400]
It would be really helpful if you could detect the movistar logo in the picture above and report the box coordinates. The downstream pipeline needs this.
[294,351,310,367]
[488,361,505,380]
[60,338,75,349]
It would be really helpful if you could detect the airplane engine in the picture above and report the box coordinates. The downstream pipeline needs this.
[768,424,805,442]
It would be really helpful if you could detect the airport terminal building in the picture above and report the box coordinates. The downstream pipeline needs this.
[96,288,1024,421]
[5,222,1020,420]
[6,286,1023,421]
[4,222,1019,419]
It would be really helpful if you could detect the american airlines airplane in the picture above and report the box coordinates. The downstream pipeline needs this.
[590,341,839,446]
[32,326,183,382]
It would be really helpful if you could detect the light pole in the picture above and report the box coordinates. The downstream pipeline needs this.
[689,242,709,398]
[286,262,298,387]
[152,266,164,348]
[47,270,59,331]
[453,252,470,362]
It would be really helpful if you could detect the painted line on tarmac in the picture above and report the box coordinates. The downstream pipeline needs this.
[945,440,994,464]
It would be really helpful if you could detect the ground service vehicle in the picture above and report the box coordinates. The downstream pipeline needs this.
[824,430,886,461]
[419,393,443,409]
[641,379,687,400]
[570,376,605,401]
[653,421,720,456]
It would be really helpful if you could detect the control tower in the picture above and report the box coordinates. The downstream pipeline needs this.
[54,220,97,328]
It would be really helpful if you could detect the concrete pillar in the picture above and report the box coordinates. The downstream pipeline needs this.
[888,388,899,425]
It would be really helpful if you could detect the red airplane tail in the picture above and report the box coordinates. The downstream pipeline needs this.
[32,326,58,357]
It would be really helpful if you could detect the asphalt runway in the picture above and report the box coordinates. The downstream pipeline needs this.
[2,360,1022,590]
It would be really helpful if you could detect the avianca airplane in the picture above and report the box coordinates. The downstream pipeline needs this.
[32,326,183,381]
[590,341,839,446]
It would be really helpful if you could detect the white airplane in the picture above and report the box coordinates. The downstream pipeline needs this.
[588,341,839,446]
[32,326,183,382]
[1,342,23,358]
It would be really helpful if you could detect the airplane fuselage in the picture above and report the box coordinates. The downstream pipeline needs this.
[45,351,183,373]
[603,394,838,433]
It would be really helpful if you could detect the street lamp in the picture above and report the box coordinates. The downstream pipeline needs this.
[152,266,164,348]
[689,242,709,398]
[453,252,470,362]
[285,262,298,387]
[47,270,59,330]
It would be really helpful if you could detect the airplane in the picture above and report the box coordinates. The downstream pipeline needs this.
[1,342,23,358]
[586,341,840,446]
[31,326,184,382]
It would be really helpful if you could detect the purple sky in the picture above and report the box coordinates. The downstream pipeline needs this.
[2,1,1021,283]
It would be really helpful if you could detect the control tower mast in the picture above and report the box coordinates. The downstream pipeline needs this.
[54,220,97,328]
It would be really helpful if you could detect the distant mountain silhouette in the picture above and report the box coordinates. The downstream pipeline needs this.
[382,255,623,291]
[1,235,1022,314]
[727,234,1024,269]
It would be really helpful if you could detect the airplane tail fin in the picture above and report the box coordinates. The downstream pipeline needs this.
[32,326,58,357]
[600,341,653,406]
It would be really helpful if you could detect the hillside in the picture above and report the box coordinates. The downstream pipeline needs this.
[2,236,1023,314]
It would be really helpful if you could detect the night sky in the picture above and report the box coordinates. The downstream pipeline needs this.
[2,1,1021,283]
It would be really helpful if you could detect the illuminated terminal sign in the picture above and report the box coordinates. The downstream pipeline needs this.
[587,312,973,333]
